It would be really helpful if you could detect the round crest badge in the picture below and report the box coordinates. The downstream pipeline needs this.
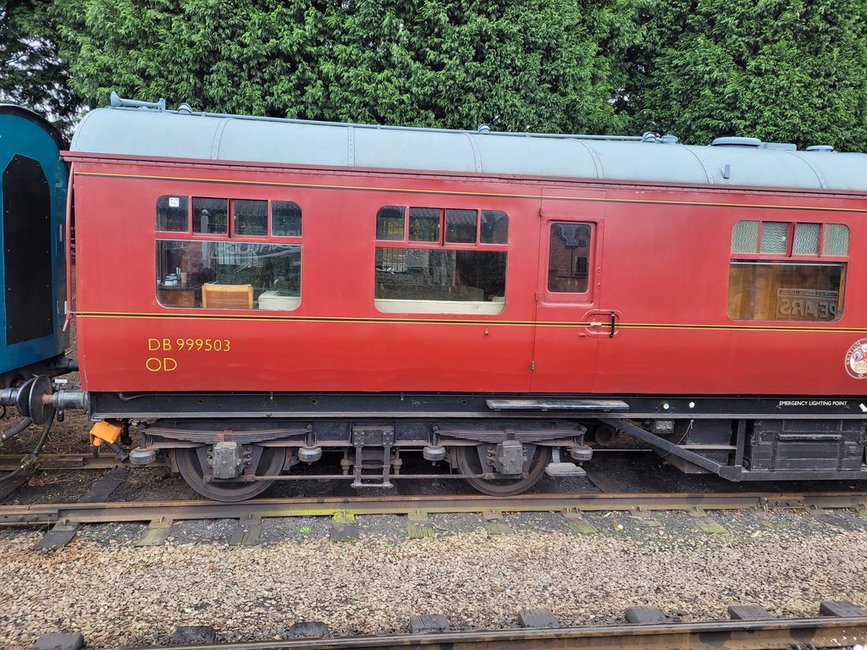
[845,339,867,379]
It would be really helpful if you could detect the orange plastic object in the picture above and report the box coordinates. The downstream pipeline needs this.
[89,421,122,447]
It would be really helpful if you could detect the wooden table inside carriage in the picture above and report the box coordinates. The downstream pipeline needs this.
[156,284,199,308]
[156,284,300,310]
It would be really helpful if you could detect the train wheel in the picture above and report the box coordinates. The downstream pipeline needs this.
[174,446,284,502]
[454,444,551,496]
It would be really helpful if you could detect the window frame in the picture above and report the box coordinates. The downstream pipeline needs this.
[154,194,303,311]
[727,219,848,322]
[729,221,849,262]
[374,204,510,315]
[231,198,269,239]
[191,197,229,237]
[270,199,303,239]
[542,220,596,304]
[376,206,509,251]
[156,195,190,233]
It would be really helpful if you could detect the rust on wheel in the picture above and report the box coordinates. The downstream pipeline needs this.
[455,443,551,496]
[174,446,284,502]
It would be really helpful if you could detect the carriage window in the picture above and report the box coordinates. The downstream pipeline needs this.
[192,198,228,235]
[730,220,759,254]
[374,204,508,314]
[728,221,848,321]
[156,196,188,232]
[731,221,849,257]
[156,240,301,310]
[376,206,405,240]
[823,224,849,256]
[548,223,591,293]
[375,249,506,314]
[759,221,788,254]
[273,201,302,236]
[234,200,267,236]
[445,209,477,243]
[409,207,441,242]
[728,262,845,321]
[792,223,820,255]
[481,210,508,244]
[378,206,510,245]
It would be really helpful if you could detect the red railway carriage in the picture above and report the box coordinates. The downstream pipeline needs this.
[57,97,867,500]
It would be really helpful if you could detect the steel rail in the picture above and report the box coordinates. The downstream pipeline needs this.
[2,491,866,527]
[131,615,867,649]
[0,452,123,472]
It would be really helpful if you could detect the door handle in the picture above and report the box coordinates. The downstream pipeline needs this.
[609,311,616,338]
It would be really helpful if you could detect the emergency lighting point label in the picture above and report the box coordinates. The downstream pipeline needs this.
[845,339,867,379]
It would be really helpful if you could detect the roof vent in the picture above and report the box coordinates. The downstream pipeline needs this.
[477,124,491,134]
[641,132,680,144]
[176,103,193,115]
[758,142,797,151]
[109,91,166,111]
[806,145,835,153]
[711,136,762,147]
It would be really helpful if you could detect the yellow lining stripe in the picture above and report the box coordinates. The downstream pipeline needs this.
[75,171,867,214]
[75,311,867,333]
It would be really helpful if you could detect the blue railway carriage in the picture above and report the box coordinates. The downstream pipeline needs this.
[0,105,69,386]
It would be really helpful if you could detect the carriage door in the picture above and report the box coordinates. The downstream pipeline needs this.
[530,194,614,392]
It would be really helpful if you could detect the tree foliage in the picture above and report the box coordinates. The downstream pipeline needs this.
[54,0,627,134]
[621,0,867,149]
[5,0,867,150]
[0,0,82,135]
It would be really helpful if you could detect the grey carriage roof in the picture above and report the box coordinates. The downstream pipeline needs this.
[71,101,867,193]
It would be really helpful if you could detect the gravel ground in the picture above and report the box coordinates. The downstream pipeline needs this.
[1,509,866,648]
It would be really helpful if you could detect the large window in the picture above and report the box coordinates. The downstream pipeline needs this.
[728,221,847,321]
[374,206,508,314]
[155,196,302,310]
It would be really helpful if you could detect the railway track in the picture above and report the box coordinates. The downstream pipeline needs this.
[3,489,867,549]
[35,603,867,649]
[10,479,867,648]
[0,452,122,472]
[0,452,124,500]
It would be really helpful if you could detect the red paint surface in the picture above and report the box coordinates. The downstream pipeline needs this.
[65,154,867,396]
